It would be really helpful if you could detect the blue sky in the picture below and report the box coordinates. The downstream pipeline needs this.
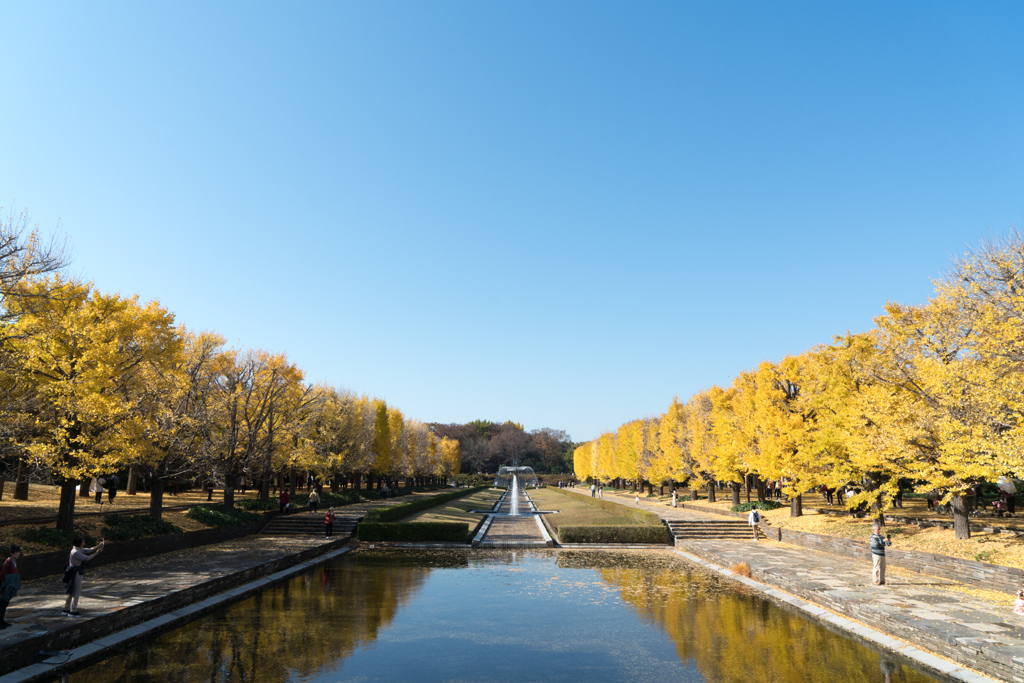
[2,2,1022,442]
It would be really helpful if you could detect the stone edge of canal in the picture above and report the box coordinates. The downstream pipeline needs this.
[0,546,355,683]
[671,548,998,683]
[1,546,995,683]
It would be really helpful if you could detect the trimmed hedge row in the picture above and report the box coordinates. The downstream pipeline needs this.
[186,504,263,527]
[549,487,663,526]
[559,525,669,544]
[101,514,183,541]
[357,522,470,542]
[731,501,784,513]
[362,486,488,523]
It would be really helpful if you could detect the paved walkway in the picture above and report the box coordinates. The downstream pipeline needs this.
[593,488,1020,682]
[0,492,449,678]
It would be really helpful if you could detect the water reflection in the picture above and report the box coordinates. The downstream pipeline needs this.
[67,549,942,683]
[585,552,932,683]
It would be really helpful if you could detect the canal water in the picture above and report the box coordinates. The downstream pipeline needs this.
[68,549,942,682]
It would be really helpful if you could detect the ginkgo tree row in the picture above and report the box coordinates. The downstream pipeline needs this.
[575,233,1024,540]
[0,217,459,531]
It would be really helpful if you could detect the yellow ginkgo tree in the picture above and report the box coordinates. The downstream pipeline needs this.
[4,276,179,531]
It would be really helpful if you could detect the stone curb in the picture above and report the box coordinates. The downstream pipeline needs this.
[0,538,352,677]
[671,548,999,683]
[0,546,354,683]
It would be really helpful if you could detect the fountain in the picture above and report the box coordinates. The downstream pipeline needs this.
[472,464,559,547]
[510,472,520,516]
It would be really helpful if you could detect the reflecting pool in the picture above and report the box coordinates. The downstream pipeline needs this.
[68,549,942,682]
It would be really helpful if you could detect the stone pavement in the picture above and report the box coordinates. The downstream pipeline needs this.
[596,487,1022,682]
[0,491,450,678]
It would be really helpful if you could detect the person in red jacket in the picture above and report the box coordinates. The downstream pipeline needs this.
[325,506,335,539]
[1,544,22,628]
[279,489,290,515]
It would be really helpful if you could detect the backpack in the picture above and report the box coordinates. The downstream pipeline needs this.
[751,510,760,523]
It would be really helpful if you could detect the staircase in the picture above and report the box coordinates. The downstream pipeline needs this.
[261,512,361,538]
[667,519,761,542]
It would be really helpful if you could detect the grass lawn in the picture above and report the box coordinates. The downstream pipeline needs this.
[0,482,267,555]
[530,487,657,531]
[401,488,504,524]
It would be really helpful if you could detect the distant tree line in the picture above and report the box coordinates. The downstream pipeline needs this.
[429,420,576,475]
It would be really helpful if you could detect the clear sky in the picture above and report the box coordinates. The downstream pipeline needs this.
[2,2,1022,442]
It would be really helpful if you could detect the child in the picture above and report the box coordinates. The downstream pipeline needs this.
[1014,590,1024,616]
[325,506,335,539]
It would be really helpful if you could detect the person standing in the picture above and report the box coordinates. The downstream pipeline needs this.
[63,537,104,617]
[90,477,106,505]
[672,490,678,508]
[590,483,596,497]
[0,544,21,628]
[308,488,320,516]
[748,508,761,541]
[279,489,290,515]
[870,523,892,585]
[325,506,335,539]
[1014,590,1024,616]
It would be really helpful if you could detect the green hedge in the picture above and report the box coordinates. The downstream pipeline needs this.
[558,525,669,544]
[186,504,262,527]
[101,514,182,541]
[362,486,487,523]
[237,498,278,511]
[549,487,663,526]
[17,526,96,548]
[356,522,470,542]
[730,501,784,513]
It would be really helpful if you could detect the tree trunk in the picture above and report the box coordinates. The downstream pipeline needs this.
[223,485,235,508]
[57,479,78,532]
[259,477,270,503]
[14,458,28,500]
[353,472,361,491]
[707,482,716,503]
[951,494,971,540]
[149,478,165,518]
[80,477,91,497]
[289,468,296,498]
[731,481,741,506]
[790,493,803,517]
[745,475,751,503]
[127,467,139,495]
[756,478,767,503]
[690,485,699,502]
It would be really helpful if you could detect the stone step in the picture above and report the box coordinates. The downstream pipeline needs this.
[667,520,760,540]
